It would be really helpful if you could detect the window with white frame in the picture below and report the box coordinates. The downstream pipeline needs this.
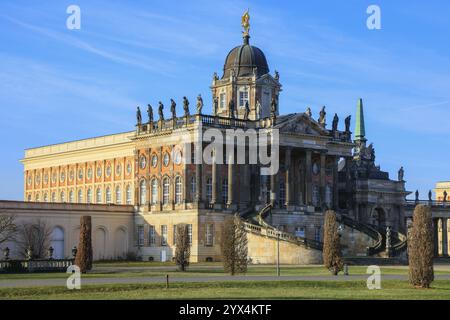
[44,192,48,203]
[51,192,56,203]
[222,178,228,204]
[190,176,196,200]
[206,178,212,202]
[238,87,249,108]
[175,176,182,204]
[151,179,158,204]
[163,178,170,205]
[149,225,155,246]
[126,185,132,204]
[161,225,167,246]
[60,191,66,203]
[115,186,122,204]
[87,188,92,204]
[106,186,111,204]
[69,190,74,203]
[35,193,40,202]
[206,224,214,246]
[78,189,83,203]
[139,180,147,205]
[137,225,144,246]
[96,188,102,204]
[312,185,320,207]
[219,92,226,109]
[325,185,332,208]
[187,224,192,245]
[279,180,286,207]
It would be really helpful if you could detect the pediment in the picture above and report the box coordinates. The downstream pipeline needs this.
[275,113,329,136]
[256,74,280,87]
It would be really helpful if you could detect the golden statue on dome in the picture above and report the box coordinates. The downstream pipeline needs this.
[241,9,250,36]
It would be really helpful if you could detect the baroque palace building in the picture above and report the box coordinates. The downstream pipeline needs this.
[8,13,444,263]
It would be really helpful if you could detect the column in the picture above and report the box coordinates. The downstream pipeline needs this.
[442,218,447,255]
[196,162,202,205]
[320,152,326,209]
[211,150,217,205]
[227,151,234,207]
[434,218,440,257]
[285,147,292,208]
[183,145,188,209]
[305,150,312,206]
[333,156,339,210]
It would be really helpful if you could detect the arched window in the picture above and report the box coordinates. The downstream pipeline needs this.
[325,185,332,208]
[151,179,158,204]
[139,180,147,205]
[222,179,228,204]
[35,193,40,202]
[126,185,132,205]
[87,188,92,204]
[115,186,122,204]
[51,192,56,203]
[69,190,74,203]
[27,194,32,202]
[106,186,111,204]
[78,189,83,203]
[279,180,286,207]
[44,192,48,202]
[190,176,196,200]
[96,187,102,204]
[206,178,212,202]
[312,185,320,207]
[60,191,66,203]
[175,176,182,204]
[163,177,170,205]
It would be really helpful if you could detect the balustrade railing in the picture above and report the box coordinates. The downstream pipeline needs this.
[0,259,74,273]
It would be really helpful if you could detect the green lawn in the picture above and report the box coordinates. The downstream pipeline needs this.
[0,265,438,280]
[1,280,450,300]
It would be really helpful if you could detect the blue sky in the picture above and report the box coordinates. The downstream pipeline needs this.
[0,0,449,200]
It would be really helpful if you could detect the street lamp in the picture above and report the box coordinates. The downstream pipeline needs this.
[3,247,10,260]
[72,246,78,258]
[47,246,54,260]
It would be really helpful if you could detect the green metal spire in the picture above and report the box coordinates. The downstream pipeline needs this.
[355,98,366,141]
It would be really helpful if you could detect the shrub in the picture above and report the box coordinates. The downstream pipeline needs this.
[74,216,93,273]
[408,205,434,288]
[323,210,343,275]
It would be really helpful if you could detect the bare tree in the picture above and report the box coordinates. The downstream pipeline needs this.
[75,216,93,273]
[408,205,434,288]
[0,214,17,246]
[323,210,343,275]
[17,218,52,259]
[175,224,191,271]
[220,216,248,275]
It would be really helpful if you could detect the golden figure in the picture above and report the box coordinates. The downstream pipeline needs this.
[241,9,250,35]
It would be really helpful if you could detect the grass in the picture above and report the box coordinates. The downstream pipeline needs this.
[0,265,438,280]
[1,280,450,300]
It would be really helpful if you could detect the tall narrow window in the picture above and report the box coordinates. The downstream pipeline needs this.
[151,179,158,204]
[69,190,74,203]
[139,180,147,205]
[222,179,228,204]
[163,178,170,205]
[190,176,196,200]
[44,192,48,203]
[219,92,226,109]
[137,225,144,246]
[325,185,332,208]
[106,186,111,204]
[279,180,286,207]
[161,225,167,246]
[87,188,92,204]
[115,186,122,204]
[126,185,132,204]
[206,224,214,246]
[238,88,249,108]
[312,185,320,207]
[187,224,192,245]
[78,189,83,203]
[35,193,40,202]
[175,176,182,204]
[149,225,155,246]
[206,178,212,202]
[51,192,56,203]
[96,187,102,204]
[60,191,66,203]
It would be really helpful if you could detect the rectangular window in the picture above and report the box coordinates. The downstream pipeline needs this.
[219,93,226,109]
[206,224,214,246]
[295,226,305,238]
[188,224,192,245]
[239,90,249,108]
[149,225,155,246]
[161,225,167,246]
[137,225,144,246]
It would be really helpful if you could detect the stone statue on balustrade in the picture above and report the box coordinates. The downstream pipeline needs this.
[318,106,326,127]
[332,113,339,132]
[270,97,277,118]
[147,104,153,123]
[415,190,419,202]
[444,190,448,202]
[244,101,250,120]
[345,115,351,133]
[136,106,142,126]
[170,99,177,119]
[429,190,433,202]
[305,107,312,118]
[183,96,190,117]
[213,97,218,116]
[196,94,203,114]
[158,101,164,121]
[398,167,404,181]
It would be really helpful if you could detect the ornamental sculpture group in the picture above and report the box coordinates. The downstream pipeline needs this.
[136,95,204,125]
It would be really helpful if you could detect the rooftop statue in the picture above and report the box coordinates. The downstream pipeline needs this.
[444,190,448,202]
[213,97,218,116]
[241,9,250,36]
[196,94,203,114]
[158,101,164,121]
[318,106,326,126]
[429,190,432,202]
[398,166,404,181]
[147,104,153,123]
[170,99,177,119]
[274,70,279,81]
[332,113,339,132]
[183,96,190,117]
[136,106,142,126]
[270,97,277,118]
[345,115,351,133]
[415,190,419,201]
[212,72,218,82]
[305,107,312,118]
[256,100,261,119]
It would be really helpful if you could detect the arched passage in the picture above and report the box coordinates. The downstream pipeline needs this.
[50,226,65,259]
[94,227,107,260]
[114,227,128,259]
